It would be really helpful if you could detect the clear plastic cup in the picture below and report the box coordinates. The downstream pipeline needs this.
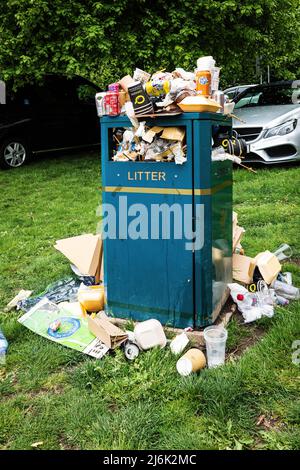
[203,326,228,368]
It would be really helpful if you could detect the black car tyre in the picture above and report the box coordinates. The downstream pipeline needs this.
[0,137,30,169]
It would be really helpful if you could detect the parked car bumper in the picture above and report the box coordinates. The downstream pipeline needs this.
[234,125,300,164]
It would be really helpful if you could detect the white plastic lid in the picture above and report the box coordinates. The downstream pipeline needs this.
[197,56,215,69]
[203,326,228,343]
[176,358,192,376]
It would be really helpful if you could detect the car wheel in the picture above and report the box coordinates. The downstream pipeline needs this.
[0,138,30,169]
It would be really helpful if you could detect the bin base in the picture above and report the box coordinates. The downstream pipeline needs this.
[107,301,235,348]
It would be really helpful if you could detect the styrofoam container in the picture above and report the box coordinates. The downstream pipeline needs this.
[178,95,221,113]
[134,319,167,350]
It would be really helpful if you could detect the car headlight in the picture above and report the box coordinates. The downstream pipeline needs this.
[264,119,297,139]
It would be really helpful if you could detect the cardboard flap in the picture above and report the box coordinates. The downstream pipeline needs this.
[233,226,245,253]
[161,127,185,141]
[254,251,281,284]
[232,253,255,284]
[55,234,101,276]
[88,312,128,349]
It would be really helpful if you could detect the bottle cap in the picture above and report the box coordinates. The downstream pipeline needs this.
[237,294,244,301]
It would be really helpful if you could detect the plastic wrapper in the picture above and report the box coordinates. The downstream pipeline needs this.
[174,68,196,81]
[17,277,81,312]
[133,68,151,84]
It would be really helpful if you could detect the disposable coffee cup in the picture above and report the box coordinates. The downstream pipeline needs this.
[176,348,206,376]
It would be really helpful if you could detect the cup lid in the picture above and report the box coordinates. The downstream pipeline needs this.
[176,358,192,376]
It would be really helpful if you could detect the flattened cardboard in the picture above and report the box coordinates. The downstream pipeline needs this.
[143,126,165,143]
[88,312,128,349]
[55,234,102,278]
[150,126,164,134]
[161,127,185,141]
[142,129,156,143]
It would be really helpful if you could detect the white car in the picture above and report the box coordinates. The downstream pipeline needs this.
[224,84,257,100]
[232,81,300,164]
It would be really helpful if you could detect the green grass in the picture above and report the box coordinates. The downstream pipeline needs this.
[0,152,300,450]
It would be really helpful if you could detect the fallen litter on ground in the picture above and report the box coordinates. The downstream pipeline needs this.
[18,297,109,359]
[2,211,295,376]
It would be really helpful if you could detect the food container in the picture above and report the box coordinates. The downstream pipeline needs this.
[134,319,167,350]
[78,285,104,312]
[178,95,221,113]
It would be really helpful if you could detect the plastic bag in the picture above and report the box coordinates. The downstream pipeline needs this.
[17,277,81,312]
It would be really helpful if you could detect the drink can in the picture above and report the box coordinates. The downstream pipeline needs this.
[95,92,106,117]
[196,69,211,96]
[212,90,225,113]
[104,91,120,116]
[108,83,119,92]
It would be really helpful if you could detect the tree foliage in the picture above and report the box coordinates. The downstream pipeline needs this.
[0,0,299,89]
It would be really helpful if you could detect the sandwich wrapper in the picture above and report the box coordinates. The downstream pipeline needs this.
[88,311,128,349]
[54,234,103,283]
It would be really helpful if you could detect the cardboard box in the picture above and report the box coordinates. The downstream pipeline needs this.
[88,312,128,349]
[161,127,185,142]
[118,75,135,92]
[128,82,154,116]
[55,234,103,283]
[233,250,281,285]
[254,251,281,285]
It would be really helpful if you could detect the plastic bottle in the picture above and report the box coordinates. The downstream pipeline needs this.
[271,280,300,300]
[257,280,274,306]
[236,292,259,309]
[270,289,289,306]
[0,328,8,365]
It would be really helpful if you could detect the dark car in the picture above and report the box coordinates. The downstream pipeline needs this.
[0,74,101,169]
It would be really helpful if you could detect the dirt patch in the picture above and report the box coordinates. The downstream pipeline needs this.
[286,257,300,267]
[256,414,287,431]
[59,435,80,450]
[227,324,265,360]
[221,299,267,360]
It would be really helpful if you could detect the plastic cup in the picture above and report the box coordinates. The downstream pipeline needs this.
[203,326,228,368]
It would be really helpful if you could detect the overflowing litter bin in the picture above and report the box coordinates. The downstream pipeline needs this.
[100,112,232,328]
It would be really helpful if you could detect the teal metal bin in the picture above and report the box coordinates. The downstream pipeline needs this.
[100,112,232,328]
